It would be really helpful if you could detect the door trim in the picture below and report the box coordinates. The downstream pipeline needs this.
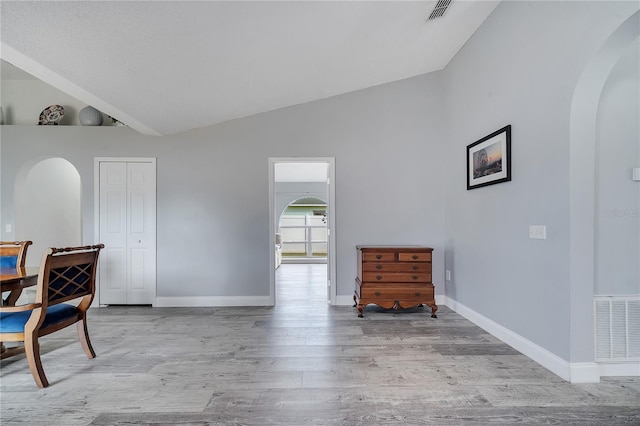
[269,157,337,306]
[94,157,157,306]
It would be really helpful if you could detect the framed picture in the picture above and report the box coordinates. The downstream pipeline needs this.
[467,125,511,190]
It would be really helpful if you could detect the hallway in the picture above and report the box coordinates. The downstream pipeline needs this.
[276,263,328,307]
[1,265,638,425]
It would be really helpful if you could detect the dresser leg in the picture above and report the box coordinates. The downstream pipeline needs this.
[428,302,438,318]
[354,293,364,317]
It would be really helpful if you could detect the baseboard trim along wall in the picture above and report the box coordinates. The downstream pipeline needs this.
[336,295,356,306]
[442,295,601,383]
[155,296,272,307]
[598,362,640,377]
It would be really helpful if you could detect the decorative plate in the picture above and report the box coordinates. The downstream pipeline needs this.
[39,104,64,125]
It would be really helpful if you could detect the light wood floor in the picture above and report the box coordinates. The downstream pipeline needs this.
[1,264,638,425]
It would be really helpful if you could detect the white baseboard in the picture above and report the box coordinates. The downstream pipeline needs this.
[442,295,600,383]
[282,258,327,264]
[569,362,600,383]
[336,294,355,306]
[154,296,272,307]
[599,361,640,377]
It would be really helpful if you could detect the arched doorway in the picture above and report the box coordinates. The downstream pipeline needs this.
[568,10,639,382]
[278,196,328,263]
[15,158,82,266]
[276,195,328,308]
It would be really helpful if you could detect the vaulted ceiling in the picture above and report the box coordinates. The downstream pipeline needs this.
[1,1,499,136]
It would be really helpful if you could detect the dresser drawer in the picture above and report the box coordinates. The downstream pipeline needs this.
[362,262,431,273]
[361,284,434,300]
[362,252,395,262]
[398,252,432,262]
[362,272,431,283]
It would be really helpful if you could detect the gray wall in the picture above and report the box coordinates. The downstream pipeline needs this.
[595,39,640,295]
[1,71,447,300]
[443,1,638,361]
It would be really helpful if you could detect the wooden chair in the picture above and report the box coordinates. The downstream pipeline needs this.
[0,244,104,388]
[1,240,33,305]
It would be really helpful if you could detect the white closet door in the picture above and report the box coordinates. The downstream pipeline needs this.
[126,162,156,304]
[99,161,156,305]
[99,162,127,304]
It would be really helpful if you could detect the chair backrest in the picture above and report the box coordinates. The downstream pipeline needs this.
[0,241,33,268]
[35,245,104,309]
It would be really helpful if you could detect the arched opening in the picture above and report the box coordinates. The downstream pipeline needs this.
[569,10,639,381]
[15,157,82,266]
[277,196,327,263]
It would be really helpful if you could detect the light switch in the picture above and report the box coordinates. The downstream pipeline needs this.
[529,225,546,240]
[446,270,451,281]
[5,224,11,233]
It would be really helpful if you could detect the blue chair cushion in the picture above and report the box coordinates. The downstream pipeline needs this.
[0,304,79,333]
[0,255,18,268]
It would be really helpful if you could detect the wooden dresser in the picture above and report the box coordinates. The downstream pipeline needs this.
[354,245,437,318]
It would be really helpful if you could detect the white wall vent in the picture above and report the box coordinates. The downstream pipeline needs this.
[594,296,640,361]
[428,0,453,20]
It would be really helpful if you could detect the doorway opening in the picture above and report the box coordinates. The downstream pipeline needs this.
[269,158,336,307]
[278,196,327,264]
[15,157,82,267]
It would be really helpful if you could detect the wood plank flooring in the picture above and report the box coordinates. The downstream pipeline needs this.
[1,264,638,425]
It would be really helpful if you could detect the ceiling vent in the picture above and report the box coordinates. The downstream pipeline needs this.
[428,0,453,20]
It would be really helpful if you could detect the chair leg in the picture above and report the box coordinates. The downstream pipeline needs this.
[76,319,96,359]
[24,333,48,388]
[6,289,23,306]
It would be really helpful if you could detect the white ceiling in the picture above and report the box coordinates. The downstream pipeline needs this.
[0,1,499,136]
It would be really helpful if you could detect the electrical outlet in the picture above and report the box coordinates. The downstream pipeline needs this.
[529,225,546,240]
[5,224,11,233]
[446,270,451,281]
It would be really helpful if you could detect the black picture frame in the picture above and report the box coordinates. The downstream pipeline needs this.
[466,125,511,190]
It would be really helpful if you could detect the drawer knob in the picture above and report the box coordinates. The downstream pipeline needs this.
[376,265,382,270]
[414,292,421,297]
[412,255,418,260]
[412,266,418,271]
[412,275,418,280]
[376,255,382,260]
[375,291,381,296]
[376,275,383,280]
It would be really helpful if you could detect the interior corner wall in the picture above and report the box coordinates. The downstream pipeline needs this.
[442,1,639,362]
